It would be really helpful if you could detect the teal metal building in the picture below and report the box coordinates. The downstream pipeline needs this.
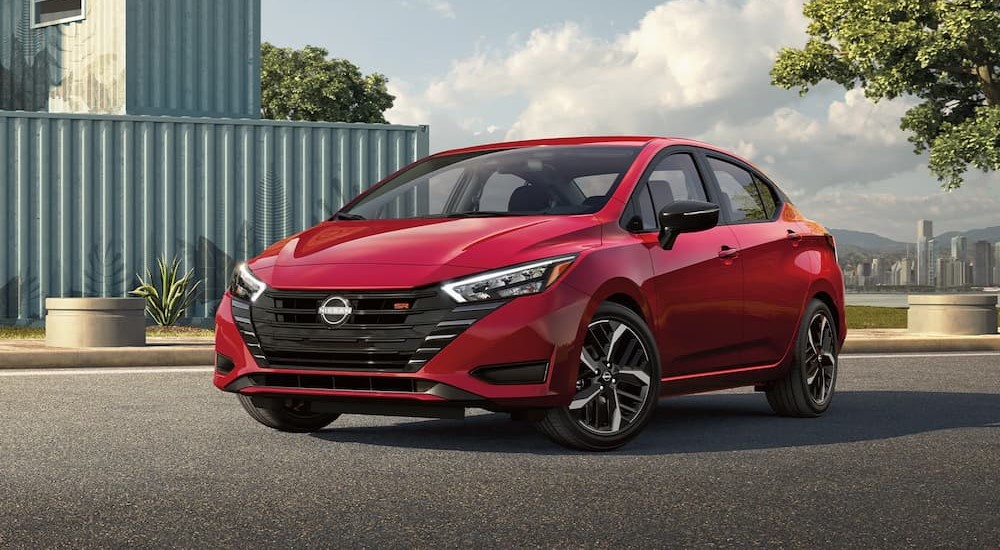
[0,0,430,323]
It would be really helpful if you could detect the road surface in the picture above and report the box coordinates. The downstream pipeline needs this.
[1,353,998,548]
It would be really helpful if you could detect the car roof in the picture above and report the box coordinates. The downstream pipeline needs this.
[432,136,733,158]
[432,136,771,182]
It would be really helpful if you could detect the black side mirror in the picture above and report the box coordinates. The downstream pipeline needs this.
[657,200,720,249]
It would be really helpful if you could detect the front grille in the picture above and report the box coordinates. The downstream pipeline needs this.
[232,289,506,372]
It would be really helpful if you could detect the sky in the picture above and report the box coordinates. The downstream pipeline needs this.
[260,0,1000,242]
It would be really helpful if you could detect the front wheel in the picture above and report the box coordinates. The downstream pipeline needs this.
[237,395,340,433]
[535,302,661,451]
[766,299,839,417]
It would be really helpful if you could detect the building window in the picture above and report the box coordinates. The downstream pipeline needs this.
[31,0,86,29]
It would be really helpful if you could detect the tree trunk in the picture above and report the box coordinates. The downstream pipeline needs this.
[977,65,1000,106]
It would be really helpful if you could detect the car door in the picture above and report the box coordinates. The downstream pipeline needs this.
[703,154,811,366]
[623,150,745,377]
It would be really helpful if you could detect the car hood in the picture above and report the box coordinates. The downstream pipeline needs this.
[251,216,602,290]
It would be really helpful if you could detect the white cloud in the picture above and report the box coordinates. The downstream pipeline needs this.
[422,0,455,19]
[387,0,1000,237]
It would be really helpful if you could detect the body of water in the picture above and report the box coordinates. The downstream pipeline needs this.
[846,292,1000,308]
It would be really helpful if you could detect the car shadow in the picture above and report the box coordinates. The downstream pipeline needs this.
[308,391,1000,455]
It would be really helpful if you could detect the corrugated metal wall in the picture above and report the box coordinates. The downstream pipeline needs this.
[0,111,430,323]
[126,0,261,118]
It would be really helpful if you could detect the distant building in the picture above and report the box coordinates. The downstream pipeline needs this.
[994,243,1000,286]
[927,238,938,286]
[973,240,993,286]
[856,262,873,287]
[892,258,914,286]
[917,220,933,285]
[951,236,968,263]
[870,257,886,286]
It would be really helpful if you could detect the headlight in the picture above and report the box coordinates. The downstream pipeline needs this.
[229,263,267,302]
[442,255,577,303]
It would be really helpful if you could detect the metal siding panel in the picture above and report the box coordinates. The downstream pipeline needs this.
[124,0,261,118]
[0,111,427,322]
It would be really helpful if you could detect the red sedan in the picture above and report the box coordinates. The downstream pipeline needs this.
[214,136,846,451]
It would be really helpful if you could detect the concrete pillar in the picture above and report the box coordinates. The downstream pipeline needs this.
[45,298,147,347]
[907,294,999,335]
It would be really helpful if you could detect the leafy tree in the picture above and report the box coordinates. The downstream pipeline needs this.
[260,42,395,123]
[771,0,1000,190]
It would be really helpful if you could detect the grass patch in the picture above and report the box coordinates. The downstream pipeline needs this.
[846,305,1000,330]
[0,325,214,340]
[0,326,46,339]
[846,306,907,329]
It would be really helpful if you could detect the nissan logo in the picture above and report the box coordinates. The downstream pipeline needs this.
[318,296,353,326]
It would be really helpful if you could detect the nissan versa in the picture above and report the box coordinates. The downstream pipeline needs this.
[214,136,846,451]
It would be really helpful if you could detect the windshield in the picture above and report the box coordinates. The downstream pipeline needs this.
[339,145,641,220]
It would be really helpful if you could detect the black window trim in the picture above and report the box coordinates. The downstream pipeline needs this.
[698,150,785,226]
[31,0,86,29]
[619,146,718,234]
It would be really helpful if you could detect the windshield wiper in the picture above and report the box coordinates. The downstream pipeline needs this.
[333,212,366,221]
[444,211,531,218]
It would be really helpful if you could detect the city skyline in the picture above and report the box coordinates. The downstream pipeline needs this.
[844,218,1000,289]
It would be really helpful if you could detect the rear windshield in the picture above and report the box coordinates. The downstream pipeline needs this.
[340,145,641,220]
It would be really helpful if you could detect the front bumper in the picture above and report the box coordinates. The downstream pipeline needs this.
[213,282,591,411]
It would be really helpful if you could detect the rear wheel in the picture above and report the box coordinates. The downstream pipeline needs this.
[766,299,838,417]
[238,395,340,433]
[535,302,660,451]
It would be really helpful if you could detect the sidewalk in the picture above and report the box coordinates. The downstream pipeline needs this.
[1,330,999,369]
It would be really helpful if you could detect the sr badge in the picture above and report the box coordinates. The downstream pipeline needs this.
[318,296,353,326]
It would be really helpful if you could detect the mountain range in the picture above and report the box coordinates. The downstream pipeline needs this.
[829,226,1000,256]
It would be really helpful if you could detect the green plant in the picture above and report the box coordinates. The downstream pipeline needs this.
[130,257,203,326]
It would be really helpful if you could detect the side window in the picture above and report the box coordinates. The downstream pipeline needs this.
[753,178,778,219]
[646,153,708,213]
[623,182,657,231]
[707,157,769,223]
[479,173,528,211]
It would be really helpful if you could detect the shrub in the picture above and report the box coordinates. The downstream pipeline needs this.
[130,257,203,326]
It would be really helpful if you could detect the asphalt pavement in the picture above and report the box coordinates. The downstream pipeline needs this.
[1,353,998,548]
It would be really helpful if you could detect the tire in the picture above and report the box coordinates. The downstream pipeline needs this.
[766,299,838,417]
[535,302,661,451]
[237,394,340,433]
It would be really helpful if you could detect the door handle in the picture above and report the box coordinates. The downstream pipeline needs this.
[786,229,802,247]
[718,245,740,259]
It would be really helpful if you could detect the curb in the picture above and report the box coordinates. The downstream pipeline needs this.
[842,337,1000,354]
[0,346,213,369]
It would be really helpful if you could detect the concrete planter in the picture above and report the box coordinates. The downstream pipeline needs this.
[907,294,999,335]
[45,298,147,348]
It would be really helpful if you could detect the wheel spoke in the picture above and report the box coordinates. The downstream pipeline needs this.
[607,323,628,359]
[618,367,650,387]
[615,387,643,402]
[569,384,601,410]
[580,347,602,374]
[609,389,622,432]
[807,324,819,356]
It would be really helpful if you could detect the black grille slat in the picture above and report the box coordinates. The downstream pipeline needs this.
[247,373,421,392]
[234,288,508,372]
